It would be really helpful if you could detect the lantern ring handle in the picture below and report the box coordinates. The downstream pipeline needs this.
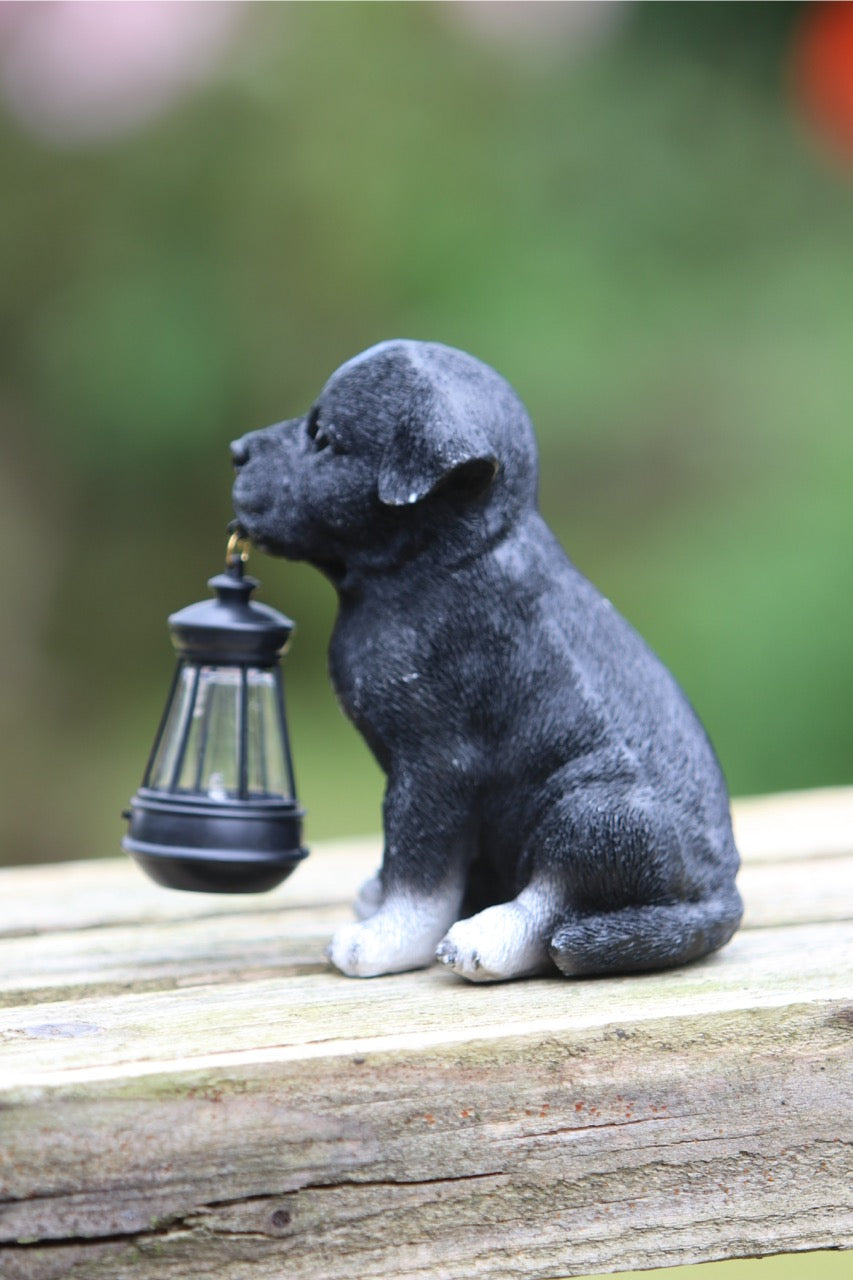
[226,528,251,566]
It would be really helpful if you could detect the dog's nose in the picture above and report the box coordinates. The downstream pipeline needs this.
[230,437,250,467]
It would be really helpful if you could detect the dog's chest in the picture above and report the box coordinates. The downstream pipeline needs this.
[328,599,429,741]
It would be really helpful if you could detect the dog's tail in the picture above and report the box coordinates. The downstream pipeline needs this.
[548,887,743,977]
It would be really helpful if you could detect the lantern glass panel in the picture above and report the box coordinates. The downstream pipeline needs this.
[246,669,291,799]
[147,664,197,792]
[177,666,240,799]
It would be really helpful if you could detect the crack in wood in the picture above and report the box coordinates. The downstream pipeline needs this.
[530,1113,676,1140]
[2,1170,510,1251]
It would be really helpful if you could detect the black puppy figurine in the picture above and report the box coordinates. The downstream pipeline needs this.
[232,340,742,982]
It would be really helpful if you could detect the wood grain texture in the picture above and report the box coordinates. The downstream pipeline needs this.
[0,789,851,1280]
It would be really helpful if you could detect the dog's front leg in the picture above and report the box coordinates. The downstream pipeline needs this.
[327,883,462,978]
[327,773,469,978]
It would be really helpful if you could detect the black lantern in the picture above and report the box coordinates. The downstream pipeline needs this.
[123,531,307,893]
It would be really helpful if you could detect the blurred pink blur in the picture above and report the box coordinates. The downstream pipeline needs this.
[0,0,245,146]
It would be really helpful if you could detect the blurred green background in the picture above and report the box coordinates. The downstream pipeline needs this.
[1,0,851,875]
[0,6,849,1279]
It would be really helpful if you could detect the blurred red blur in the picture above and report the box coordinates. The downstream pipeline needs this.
[792,0,853,165]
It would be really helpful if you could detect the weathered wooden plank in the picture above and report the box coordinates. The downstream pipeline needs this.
[0,904,344,1005]
[0,788,851,1279]
[0,835,380,938]
[0,919,849,1086]
[0,852,848,1010]
[1,919,851,1276]
[1,999,849,1278]
[736,853,852,929]
[730,786,853,863]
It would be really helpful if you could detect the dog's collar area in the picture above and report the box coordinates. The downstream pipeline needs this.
[311,555,348,588]
[309,515,519,598]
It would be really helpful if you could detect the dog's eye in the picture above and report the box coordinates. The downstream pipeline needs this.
[306,408,332,452]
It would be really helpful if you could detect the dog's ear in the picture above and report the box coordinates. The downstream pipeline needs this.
[377,390,499,507]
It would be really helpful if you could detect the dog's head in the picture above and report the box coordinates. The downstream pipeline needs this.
[231,340,538,583]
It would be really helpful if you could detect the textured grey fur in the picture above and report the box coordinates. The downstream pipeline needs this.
[232,340,742,981]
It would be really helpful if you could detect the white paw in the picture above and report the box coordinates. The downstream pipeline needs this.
[327,919,399,977]
[328,889,460,978]
[436,897,555,983]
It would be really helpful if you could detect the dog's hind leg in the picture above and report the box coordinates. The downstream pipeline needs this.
[528,780,742,978]
[548,888,743,977]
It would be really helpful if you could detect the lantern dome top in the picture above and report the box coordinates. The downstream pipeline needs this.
[168,557,294,667]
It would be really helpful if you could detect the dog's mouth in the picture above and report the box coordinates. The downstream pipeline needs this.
[231,511,348,585]
[228,508,281,559]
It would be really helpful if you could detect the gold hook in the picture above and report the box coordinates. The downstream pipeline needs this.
[226,529,251,566]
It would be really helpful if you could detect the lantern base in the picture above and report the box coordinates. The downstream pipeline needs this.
[123,841,307,894]
[123,788,307,893]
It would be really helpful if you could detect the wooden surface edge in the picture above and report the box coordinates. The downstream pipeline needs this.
[1,999,850,1280]
[0,785,851,939]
